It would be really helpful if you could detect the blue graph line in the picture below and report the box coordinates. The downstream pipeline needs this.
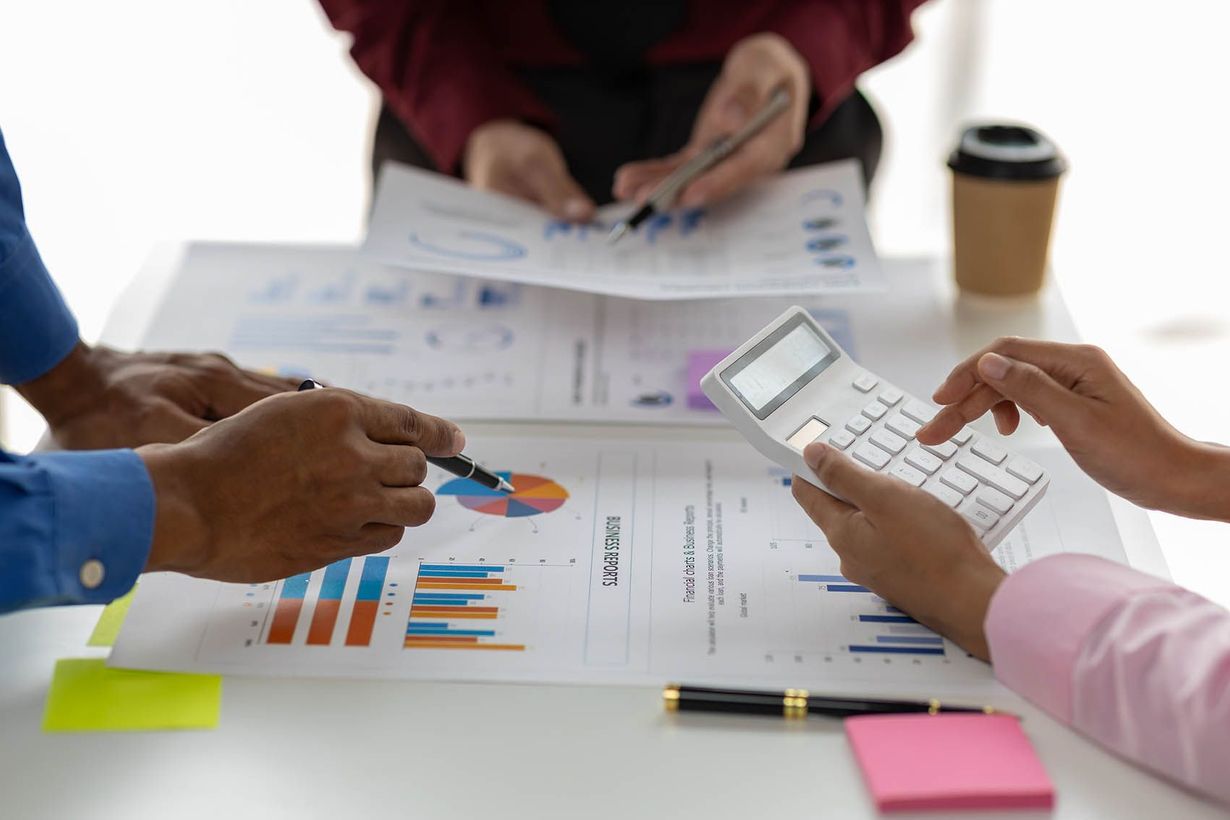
[408,230,527,262]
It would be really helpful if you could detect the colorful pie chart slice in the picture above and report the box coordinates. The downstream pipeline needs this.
[437,472,569,518]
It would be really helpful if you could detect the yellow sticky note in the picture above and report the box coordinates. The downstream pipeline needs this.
[86,586,136,647]
[43,658,221,732]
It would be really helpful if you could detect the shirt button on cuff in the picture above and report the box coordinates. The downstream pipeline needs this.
[79,559,106,590]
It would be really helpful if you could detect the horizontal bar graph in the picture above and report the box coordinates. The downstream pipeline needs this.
[406,564,525,652]
[794,570,945,658]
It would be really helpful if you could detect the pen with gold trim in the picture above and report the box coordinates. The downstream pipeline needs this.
[662,684,1005,719]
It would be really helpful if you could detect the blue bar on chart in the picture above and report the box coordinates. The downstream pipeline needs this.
[307,558,352,645]
[267,572,311,644]
[859,614,918,624]
[875,635,944,646]
[798,574,846,583]
[849,644,945,656]
[345,556,390,647]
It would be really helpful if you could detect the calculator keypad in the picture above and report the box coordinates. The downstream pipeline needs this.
[820,378,1047,545]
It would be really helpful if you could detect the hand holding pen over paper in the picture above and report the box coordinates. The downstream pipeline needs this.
[136,389,466,583]
[612,33,811,213]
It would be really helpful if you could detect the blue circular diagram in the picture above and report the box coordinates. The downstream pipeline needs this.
[408,230,527,262]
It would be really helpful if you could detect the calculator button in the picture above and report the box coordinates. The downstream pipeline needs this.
[920,440,958,460]
[975,486,1014,515]
[853,374,879,393]
[954,456,1029,500]
[885,415,920,440]
[870,429,907,456]
[970,438,1007,465]
[853,443,891,471]
[1005,457,1044,484]
[878,387,903,406]
[845,416,872,435]
[940,469,978,496]
[951,428,973,445]
[861,401,888,421]
[889,464,927,487]
[959,503,1000,533]
[828,430,856,450]
[904,448,942,475]
[924,483,964,508]
[901,400,938,424]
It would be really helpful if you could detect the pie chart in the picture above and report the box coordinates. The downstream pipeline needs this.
[437,472,569,518]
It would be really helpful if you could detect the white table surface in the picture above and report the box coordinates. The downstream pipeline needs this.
[1,247,1225,820]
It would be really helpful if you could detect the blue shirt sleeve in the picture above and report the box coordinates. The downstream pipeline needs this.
[0,127,79,385]
[0,449,155,613]
[0,129,155,614]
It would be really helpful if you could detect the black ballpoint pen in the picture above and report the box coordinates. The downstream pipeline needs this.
[662,684,1006,720]
[296,379,515,494]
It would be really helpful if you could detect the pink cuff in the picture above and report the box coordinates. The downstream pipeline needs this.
[985,554,1173,722]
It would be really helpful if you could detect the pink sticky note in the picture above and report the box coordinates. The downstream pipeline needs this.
[844,713,1054,813]
[686,350,731,411]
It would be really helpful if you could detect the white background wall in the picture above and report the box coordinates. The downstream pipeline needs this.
[2,1,1228,596]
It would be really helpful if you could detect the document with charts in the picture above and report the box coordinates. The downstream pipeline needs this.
[111,434,1131,698]
[362,160,884,299]
[140,244,939,426]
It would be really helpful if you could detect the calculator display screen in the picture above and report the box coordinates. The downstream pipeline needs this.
[722,314,840,420]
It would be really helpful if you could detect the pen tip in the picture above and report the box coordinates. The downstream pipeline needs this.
[498,479,517,494]
[606,223,628,245]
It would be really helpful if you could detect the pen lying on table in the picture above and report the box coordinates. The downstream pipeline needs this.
[662,684,1007,719]
[297,379,515,494]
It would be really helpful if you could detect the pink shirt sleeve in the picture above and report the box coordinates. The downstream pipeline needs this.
[985,553,1230,806]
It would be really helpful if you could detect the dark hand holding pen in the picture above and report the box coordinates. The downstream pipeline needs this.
[298,380,514,494]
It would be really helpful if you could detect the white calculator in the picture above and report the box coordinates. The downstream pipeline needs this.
[701,306,1048,549]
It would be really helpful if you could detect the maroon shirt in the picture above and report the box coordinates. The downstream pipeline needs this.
[321,0,926,172]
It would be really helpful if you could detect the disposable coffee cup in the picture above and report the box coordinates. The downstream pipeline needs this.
[948,124,1067,297]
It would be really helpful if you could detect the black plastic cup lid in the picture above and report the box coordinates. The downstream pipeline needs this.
[948,124,1067,181]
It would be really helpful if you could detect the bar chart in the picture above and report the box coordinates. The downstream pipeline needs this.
[405,564,526,652]
[264,555,395,648]
[794,573,946,657]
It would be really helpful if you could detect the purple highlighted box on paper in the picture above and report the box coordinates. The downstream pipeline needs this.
[686,350,730,411]
[685,308,856,413]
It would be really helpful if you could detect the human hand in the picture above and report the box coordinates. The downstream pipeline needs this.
[16,343,298,449]
[917,337,1230,521]
[138,389,464,582]
[612,33,810,208]
[792,442,1005,661]
[463,119,595,222]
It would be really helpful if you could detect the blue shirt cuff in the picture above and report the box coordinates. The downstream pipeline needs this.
[0,228,78,385]
[36,449,155,605]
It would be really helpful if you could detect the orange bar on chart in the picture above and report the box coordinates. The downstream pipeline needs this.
[307,599,342,645]
[344,600,379,646]
[403,635,479,644]
[267,599,303,644]
[409,605,499,614]
[404,640,525,651]
[416,577,508,586]
[409,610,497,619]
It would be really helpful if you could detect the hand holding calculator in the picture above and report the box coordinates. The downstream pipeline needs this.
[701,307,1048,549]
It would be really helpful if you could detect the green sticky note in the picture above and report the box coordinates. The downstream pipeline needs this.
[43,658,222,732]
[86,586,137,647]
